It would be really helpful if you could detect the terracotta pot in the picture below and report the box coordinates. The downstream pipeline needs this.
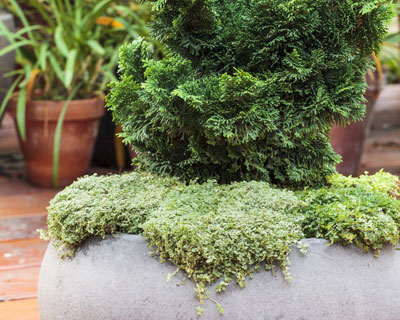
[8,96,105,188]
[330,71,380,176]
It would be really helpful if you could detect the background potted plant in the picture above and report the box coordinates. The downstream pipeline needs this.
[380,0,400,83]
[0,0,158,188]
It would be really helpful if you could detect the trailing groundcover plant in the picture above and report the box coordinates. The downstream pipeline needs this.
[42,0,398,316]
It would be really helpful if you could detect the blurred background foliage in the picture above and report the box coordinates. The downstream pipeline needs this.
[0,0,159,102]
[381,0,400,83]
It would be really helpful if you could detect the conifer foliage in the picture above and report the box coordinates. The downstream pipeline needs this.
[107,0,392,187]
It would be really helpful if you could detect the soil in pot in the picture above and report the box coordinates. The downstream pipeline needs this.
[8,96,105,188]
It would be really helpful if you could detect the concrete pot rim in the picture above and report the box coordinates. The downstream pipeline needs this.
[39,232,400,319]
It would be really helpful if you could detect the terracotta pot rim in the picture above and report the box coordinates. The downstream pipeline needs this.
[8,93,104,104]
[7,94,105,121]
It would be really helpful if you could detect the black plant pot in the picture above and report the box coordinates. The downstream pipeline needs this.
[91,109,131,169]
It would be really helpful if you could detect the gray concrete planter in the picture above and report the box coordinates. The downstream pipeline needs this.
[38,234,400,320]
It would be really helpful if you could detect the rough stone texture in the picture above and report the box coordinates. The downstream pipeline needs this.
[39,235,400,320]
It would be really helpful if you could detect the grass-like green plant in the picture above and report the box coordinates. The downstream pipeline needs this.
[0,0,156,133]
[107,0,393,187]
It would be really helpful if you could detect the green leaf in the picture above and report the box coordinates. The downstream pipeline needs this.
[65,49,77,88]
[26,0,56,29]
[0,75,23,119]
[49,53,66,86]
[39,43,49,71]
[0,19,17,44]
[384,32,400,44]
[114,6,148,32]
[15,25,43,37]
[79,0,113,34]
[18,64,33,88]
[74,0,113,49]
[55,25,69,57]
[8,0,35,41]
[87,40,106,55]
[16,87,27,141]
[0,25,41,42]
[53,84,81,188]
[74,3,82,39]
[0,41,34,56]
[63,0,73,16]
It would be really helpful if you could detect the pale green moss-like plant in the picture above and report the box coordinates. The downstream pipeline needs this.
[42,172,308,314]
[41,172,183,256]
[327,170,400,197]
[142,180,306,314]
[299,172,400,255]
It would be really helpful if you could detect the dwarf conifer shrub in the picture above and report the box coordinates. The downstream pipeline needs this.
[107,0,392,187]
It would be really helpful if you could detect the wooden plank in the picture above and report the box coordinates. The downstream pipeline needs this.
[378,84,400,99]
[0,114,20,156]
[0,298,39,320]
[0,113,14,130]
[0,192,55,219]
[0,137,20,156]
[371,85,400,130]
[365,128,400,149]
[0,216,47,242]
[0,239,48,271]
[0,267,40,302]
[0,176,59,196]
[360,149,400,175]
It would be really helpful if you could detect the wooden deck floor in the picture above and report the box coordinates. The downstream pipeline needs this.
[0,85,400,319]
[0,114,54,319]
[0,112,123,320]
[361,84,400,175]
